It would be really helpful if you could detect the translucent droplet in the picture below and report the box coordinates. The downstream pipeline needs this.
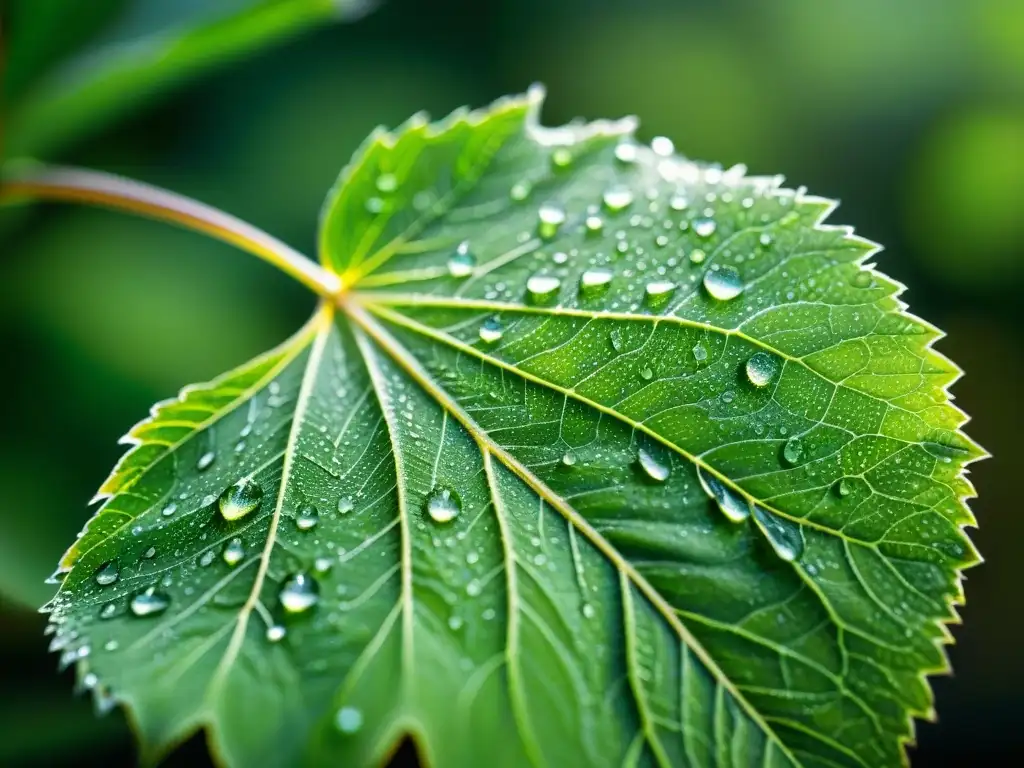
[375,173,397,193]
[640,365,654,380]
[610,328,625,352]
[223,538,245,567]
[651,136,674,156]
[466,580,482,597]
[703,266,744,301]
[551,250,569,264]
[688,248,707,265]
[161,502,177,517]
[644,281,676,307]
[782,438,805,466]
[670,195,688,211]
[143,546,156,559]
[426,487,461,524]
[510,180,532,201]
[745,352,778,388]
[447,242,475,278]
[266,625,286,642]
[365,196,386,214]
[479,318,504,343]
[537,204,566,240]
[130,588,170,617]
[526,274,561,303]
[561,451,577,467]
[279,573,319,614]
[218,478,263,521]
[448,614,464,631]
[99,601,118,620]
[585,214,604,233]
[722,390,735,404]
[337,496,354,515]
[752,505,804,562]
[693,218,717,238]
[614,142,638,164]
[758,233,773,247]
[582,603,596,619]
[335,706,364,734]
[196,451,215,472]
[637,446,670,482]
[602,186,634,212]
[693,343,708,363]
[314,556,333,574]
[698,467,751,522]
[579,269,613,297]
[94,561,119,586]
[852,271,873,288]
[551,147,573,169]
[835,478,854,497]
[198,550,215,567]
[296,505,319,531]
[104,639,119,652]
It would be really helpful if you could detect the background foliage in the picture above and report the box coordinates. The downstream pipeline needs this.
[0,0,1018,766]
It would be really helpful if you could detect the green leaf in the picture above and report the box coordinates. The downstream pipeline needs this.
[46,88,983,767]
[4,0,371,158]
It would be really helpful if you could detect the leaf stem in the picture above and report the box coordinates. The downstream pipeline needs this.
[0,163,342,297]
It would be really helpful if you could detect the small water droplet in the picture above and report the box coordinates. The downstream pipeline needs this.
[651,136,674,156]
[852,271,873,288]
[697,467,751,523]
[510,180,532,201]
[94,560,119,586]
[218,478,263,521]
[721,389,735,404]
[279,573,319,614]
[466,580,482,597]
[266,625,286,642]
[337,496,354,515]
[142,546,156,559]
[745,352,778,387]
[688,248,706,265]
[602,186,634,212]
[782,438,805,466]
[752,505,804,562]
[562,451,577,467]
[130,588,170,617]
[758,233,773,247]
[644,281,676,307]
[610,328,625,352]
[835,478,854,497]
[579,269,613,297]
[198,550,215,567]
[161,502,177,517]
[104,639,119,652]
[537,204,566,239]
[196,451,215,472]
[637,446,670,482]
[375,173,397,193]
[693,343,708,363]
[582,603,596,619]
[526,274,561,303]
[479,317,504,343]
[614,142,638,163]
[693,218,717,238]
[466,551,480,565]
[99,601,118,620]
[448,614,464,631]
[585,214,604,234]
[223,538,245,567]
[426,487,461,524]
[447,242,475,277]
[296,505,320,531]
[551,250,569,264]
[314,556,333,574]
[365,196,386,214]
[703,266,744,301]
[640,365,654,380]
[670,195,688,211]
[335,706,363,734]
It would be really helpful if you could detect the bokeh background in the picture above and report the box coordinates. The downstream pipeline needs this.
[1,0,1021,765]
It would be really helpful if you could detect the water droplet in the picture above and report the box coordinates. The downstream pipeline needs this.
[375,173,397,193]
[198,550,215,567]
[479,318,504,343]
[448,614,464,631]
[651,136,674,156]
[510,180,532,201]
[585,214,604,233]
[697,467,751,523]
[266,625,286,642]
[852,271,873,288]
[688,248,706,265]
[335,706,363,734]
[218,478,263,521]
[670,195,688,211]
[426,487,461,524]
[447,242,475,278]
[94,560,119,586]
[99,601,118,620]
[223,538,245,567]
[637,446,670,482]
[365,196,386,214]
[835,478,854,497]
[551,250,569,264]
[104,639,119,652]
[561,451,577,467]
[196,451,215,472]
[314,556,333,574]
[582,603,596,619]
[466,551,480,565]
[693,343,708,363]
[537,204,566,239]
[143,546,156,559]
[579,269,613,297]
[614,142,638,163]
[130,588,170,617]
[161,502,177,517]
[279,573,319,614]
[551,147,573,169]
[758,233,773,247]
[644,281,676,307]
[296,505,319,531]
[752,505,804,562]
[703,266,744,301]
[526,274,561,304]
[337,496,354,515]
[745,352,778,387]
[693,218,717,238]
[782,438,805,466]
[722,390,735,404]
[602,186,634,212]
[466,580,482,597]
[610,328,625,352]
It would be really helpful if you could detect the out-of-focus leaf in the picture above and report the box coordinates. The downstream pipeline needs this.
[45,90,982,767]
[4,0,374,158]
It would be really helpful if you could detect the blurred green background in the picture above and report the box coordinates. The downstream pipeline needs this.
[1,0,1020,765]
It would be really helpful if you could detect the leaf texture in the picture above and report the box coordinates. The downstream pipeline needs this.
[45,88,983,768]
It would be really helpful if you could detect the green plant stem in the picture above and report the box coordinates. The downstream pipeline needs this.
[0,164,342,297]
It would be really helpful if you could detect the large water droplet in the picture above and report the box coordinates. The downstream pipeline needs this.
[579,269,613,298]
[602,186,634,212]
[693,343,708,363]
[526,274,561,304]
[279,573,319,614]
[296,505,319,531]
[94,561,119,586]
[196,451,216,472]
[561,451,578,467]
[337,496,354,515]
[782,438,805,466]
[703,266,744,301]
[651,136,674,156]
[447,242,475,278]
[218,478,263,521]
[698,467,750,522]
[752,505,804,562]
[426,487,461,523]
[637,446,670,482]
[537,204,566,239]
[836,477,854,497]
[479,317,504,343]
[644,281,676,307]
[223,538,245,567]
[693,218,717,238]
[745,352,778,388]
[130,588,170,617]
[161,502,177,517]
[335,706,364,734]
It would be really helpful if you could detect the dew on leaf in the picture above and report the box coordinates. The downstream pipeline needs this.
[835,478,854,497]
[636,446,670,482]
[644,281,675,307]
[579,269,613,297]
[94,561,119,586]
[196,451,216,472]
[161,502,177,517]
[426,487,461,524]
[337,496,354,515]
[651,136,674,156]
[693,218,717,238]
[218,478,263,521]
[525,274,561,303]
[510,180,531,201]
[335,706,363,734]
[585,214,604,234]
[198,550,215,567]
[99,601,118,620]
[479,317,504,343]
[130,588,170,617]
[375,173,397,193]
[537,204,566,239]
[852,271,873,289]
[296,505,320,531]
[279,573,319,614]
[745,352,779,387]
[688,248,707,265]
[223,538,245,567]
[752,505,804,562]
[561,451,577,467]
[551,147,573,169]
[447,242,475,277]
[693,343,708,363]
[314,556,333,574]
[698,467,751,522]
[266,625,287,642]
[703,266,744,300]
[782,438,805,466]
[602,186,634,212]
